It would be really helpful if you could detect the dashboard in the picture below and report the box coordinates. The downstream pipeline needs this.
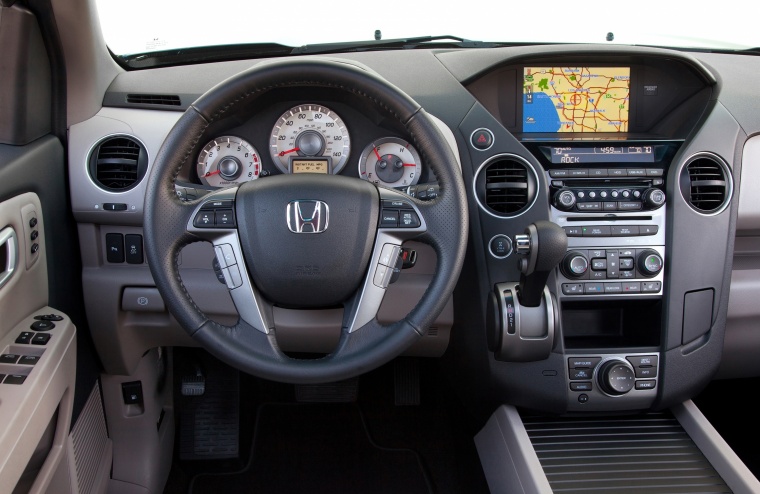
[67,44,760,416]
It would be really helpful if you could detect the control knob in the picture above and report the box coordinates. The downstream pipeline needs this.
[597,359,636,395]
[561,251,588,279]
[642,188,666,209]
[553,190,576,211]
[637,249,663,277]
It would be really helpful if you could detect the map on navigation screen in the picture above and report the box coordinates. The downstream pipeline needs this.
[522,67,630,133]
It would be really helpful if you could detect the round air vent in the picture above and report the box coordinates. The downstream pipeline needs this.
[679,153,732,215]
[473,154,538,218]
[88,135,148,192]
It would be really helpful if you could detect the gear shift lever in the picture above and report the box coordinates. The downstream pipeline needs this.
[513,220,567,307]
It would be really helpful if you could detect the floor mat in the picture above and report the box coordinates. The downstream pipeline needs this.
[189,403,432,494]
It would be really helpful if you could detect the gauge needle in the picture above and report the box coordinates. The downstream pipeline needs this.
[204,170,221,177]
[403,163,416,167]
[373,147,382,160]
[278,147,300,157]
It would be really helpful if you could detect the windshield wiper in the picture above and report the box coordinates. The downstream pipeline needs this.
[291,35,501,55]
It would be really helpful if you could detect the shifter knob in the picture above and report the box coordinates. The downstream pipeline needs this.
[514,221,568,307]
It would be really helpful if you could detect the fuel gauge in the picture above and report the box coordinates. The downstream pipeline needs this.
[358,137,422,188]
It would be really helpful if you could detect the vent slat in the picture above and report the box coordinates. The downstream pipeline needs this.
[482,158,532,215]
[90,136,146,191]
[683,157,729,213]
[126,94,181,106]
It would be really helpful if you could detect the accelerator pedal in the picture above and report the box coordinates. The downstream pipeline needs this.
[394,358,420,406]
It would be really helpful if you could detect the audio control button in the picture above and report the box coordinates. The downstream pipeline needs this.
[564,226,583,237]
[582,225,609,236]
[549,169,569,177]
[627,169,647,177]
[611,225,639,236]
[640,225,659,235]
[589,169,608,177]
[618,201,643,211]
[569,169,589,178]
[577,202,601,211]
[627,355,658,367]
[603,202,617,211]
[609,169,627,177]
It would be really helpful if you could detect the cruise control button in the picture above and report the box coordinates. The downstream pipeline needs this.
[561,283,584,295]
[381,199,412,209]
[399,210,421,228]
[379,244,401,267]
[611,225,639,236]
[193,210,215,228]
[379,210,399,228]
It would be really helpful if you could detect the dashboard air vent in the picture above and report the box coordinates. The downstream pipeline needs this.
[88,136,148,192]
[126,94,181,106]
[679,154,732,214]
[474,155,537,217]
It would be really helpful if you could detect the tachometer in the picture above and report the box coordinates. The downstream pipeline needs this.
[197,136,261,187]
[269,104,350,174]
[358,137,422,188]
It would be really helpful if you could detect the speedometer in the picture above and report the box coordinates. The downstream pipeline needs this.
[269,104,350,174]
[197,136,261,187]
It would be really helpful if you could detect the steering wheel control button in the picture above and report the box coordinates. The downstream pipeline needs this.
[34,314,63,321]
[215,209,236,226]
[470,128,494,150]
[122,287,166,312]
[399,210,421,228]
[373,263,393,288]
[125,234,144,264]
[0,354,20,364]
[214,244,237,268]
[379,210,399,228]
[193,211,215,228]
[561,283,584,295]
[489,235,513,259]
[31,333,51,345]
[223,264,244,289]
[212,258,227,284]
[379,244,401,267]
[105,233,125,263]
[382,199,412,209]
[30,320,55,331]
[15,332,34,344]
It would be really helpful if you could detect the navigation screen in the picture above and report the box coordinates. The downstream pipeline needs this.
[522,67,630,133]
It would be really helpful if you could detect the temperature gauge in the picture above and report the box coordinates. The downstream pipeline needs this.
[358,137,422,188]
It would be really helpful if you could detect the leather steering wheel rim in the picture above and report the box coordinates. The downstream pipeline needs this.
[144,58,468,383]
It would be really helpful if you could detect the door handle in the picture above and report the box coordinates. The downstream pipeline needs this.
[0,227,18,290]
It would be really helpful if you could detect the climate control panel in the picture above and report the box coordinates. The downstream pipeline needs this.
[558,246,664,296]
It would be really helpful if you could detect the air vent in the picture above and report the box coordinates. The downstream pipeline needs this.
[474,155,538,217]
[126,94,181,106]
[88,136,148,192]
[679,154,732,215]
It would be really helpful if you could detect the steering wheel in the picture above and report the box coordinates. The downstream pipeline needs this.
[144,59,468,383]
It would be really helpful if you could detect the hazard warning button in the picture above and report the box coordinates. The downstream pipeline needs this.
[470,128,494,150]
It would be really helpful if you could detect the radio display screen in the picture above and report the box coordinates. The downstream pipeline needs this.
[523,67,630,133]
[550,146,654,164]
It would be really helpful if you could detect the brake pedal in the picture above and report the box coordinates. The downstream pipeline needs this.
[181,364,206,396]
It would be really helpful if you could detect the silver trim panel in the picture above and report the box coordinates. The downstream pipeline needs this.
[0,227,17,290]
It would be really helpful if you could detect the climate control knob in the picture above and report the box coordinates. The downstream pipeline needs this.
[561,251,589,278]
[598,359,635,395]
[553,190,576,211]
[637,249,663,277]
[642,188,666,209]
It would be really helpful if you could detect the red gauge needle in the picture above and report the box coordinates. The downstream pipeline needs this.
[204,170,221,177]
[403,163,416,167]
[373,147,382,160]
[278,147,300,157]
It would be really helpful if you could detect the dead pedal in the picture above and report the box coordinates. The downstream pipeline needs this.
[394,358,420,406]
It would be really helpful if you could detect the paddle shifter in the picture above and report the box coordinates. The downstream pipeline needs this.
[487,221,567,362]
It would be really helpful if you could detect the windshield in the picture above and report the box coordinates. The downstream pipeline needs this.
[96,0,758,57]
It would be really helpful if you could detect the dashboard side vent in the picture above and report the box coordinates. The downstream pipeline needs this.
[475,155,538,217]
[679,154,732,214]
[126,94,181,106]
[88,136,148,192]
